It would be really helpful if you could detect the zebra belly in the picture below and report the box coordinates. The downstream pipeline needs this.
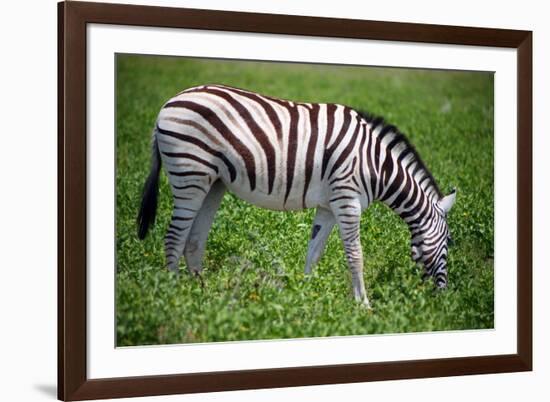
[222,174,328,211]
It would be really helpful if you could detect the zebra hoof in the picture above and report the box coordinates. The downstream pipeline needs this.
[167,267,181,277]
[193,271,205,289]
[358,298,372,310]
[187,266,202,275]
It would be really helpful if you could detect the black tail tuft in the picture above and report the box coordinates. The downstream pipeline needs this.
[137,133,161,240]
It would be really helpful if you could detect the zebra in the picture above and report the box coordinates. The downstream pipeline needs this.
[137,84,456,308]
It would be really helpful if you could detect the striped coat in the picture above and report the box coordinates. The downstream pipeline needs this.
[138,84,456,307]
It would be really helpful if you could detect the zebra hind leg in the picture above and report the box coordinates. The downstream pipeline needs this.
[183,180,226,275]
[304,207,336,275]
[164,173,215,275]
[329,198,371,308]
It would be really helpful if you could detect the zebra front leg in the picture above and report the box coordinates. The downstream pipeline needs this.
[304,207,336,275]
[330,198,370,308]
[183,181,226,274]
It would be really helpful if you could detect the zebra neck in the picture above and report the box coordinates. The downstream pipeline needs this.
[376,167,441,236]
[357,118,443,231]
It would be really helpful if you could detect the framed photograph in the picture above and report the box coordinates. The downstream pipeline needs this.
[58,1,532,400]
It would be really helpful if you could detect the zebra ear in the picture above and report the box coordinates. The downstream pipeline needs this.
[411,244,421,261]
[438,188,456,214]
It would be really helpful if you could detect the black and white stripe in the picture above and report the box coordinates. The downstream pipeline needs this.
[137,84,456,306]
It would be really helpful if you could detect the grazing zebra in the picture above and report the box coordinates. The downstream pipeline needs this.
[137,84,456,308]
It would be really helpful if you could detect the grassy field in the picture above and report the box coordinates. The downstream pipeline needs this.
[116,54,494,346]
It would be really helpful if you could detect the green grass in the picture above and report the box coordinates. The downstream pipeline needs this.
[116,54,494,346]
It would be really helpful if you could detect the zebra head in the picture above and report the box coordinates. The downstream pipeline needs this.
[411,189,456,289]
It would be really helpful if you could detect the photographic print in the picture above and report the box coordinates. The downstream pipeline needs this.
[115,54,494,347]
[59,4,531,398]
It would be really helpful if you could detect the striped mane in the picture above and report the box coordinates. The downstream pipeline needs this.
[358,110,443,200]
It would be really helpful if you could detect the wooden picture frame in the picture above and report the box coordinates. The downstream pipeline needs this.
[58,1,532,400]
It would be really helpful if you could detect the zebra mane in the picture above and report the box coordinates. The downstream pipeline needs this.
[358,110,443,200]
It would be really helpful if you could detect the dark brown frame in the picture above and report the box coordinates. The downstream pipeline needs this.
[58,1,532,400]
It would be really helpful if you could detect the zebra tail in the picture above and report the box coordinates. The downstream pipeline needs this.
[137,131,161,240]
